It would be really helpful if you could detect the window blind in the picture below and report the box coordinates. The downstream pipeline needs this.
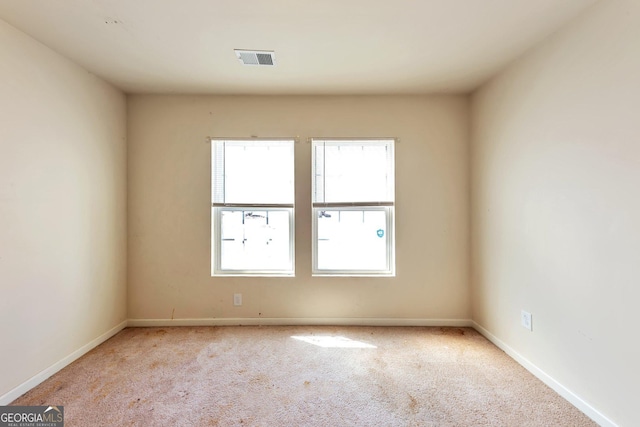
[312,139,395,206]
[212,139,295,206]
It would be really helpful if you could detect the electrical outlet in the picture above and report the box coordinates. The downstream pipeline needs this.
[233,293,242,306]
[521,310,532,331]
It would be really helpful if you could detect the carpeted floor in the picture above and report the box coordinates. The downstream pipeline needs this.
[11,326,597,426]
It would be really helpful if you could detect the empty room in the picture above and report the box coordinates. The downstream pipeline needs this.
[0,0,637,426]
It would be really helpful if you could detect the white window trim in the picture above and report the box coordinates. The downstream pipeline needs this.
[210,138,295,277]
[211,206,295,277]
[311,206,395,276]
[311,138,396,277]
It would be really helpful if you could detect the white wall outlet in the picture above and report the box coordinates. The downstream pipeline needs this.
[233,293,242,306]
[521,310,533,331]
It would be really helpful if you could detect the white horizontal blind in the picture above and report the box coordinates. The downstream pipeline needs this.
[212,140,295,206]
[313,139,394,206]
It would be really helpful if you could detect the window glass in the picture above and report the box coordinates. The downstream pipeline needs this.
[220,209,292,271]
[317,209,388,271]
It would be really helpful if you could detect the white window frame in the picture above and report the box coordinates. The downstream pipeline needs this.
[211,138,295,277]
[311,138,396,276]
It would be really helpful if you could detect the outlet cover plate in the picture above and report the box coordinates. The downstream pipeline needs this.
[233,293,242,306]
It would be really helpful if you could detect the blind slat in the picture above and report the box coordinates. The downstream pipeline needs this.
[312,202,393,208]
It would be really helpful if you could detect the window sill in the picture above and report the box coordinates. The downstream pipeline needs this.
[212,273,295,278]
[311,273,395,278]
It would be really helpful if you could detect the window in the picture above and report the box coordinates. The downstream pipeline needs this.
[211,139,295,276]
[312,139,395,276]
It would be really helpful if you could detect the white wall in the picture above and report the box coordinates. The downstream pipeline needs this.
[0,19,127,400]
[127,95,470,323]
[470,0,640,425]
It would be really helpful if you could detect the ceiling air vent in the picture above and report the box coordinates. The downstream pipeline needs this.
[235,49,276,66]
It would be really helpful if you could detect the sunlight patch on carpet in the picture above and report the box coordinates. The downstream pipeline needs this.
[291,335,377,348]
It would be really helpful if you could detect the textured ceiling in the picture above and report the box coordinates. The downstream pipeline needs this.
[0,0,597,94]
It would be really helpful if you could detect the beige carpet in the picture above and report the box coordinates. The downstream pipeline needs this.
[11,326,597,426]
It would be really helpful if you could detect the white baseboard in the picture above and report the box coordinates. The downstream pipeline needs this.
[472,321,617,427]
[0,320,128,405]
[127,317,474,328]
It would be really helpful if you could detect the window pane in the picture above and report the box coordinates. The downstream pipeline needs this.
[316,209,388,271]
[220,209,292,271]
[314,140,394,203]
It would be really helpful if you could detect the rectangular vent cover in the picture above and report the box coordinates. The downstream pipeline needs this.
[235,50,276,66]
